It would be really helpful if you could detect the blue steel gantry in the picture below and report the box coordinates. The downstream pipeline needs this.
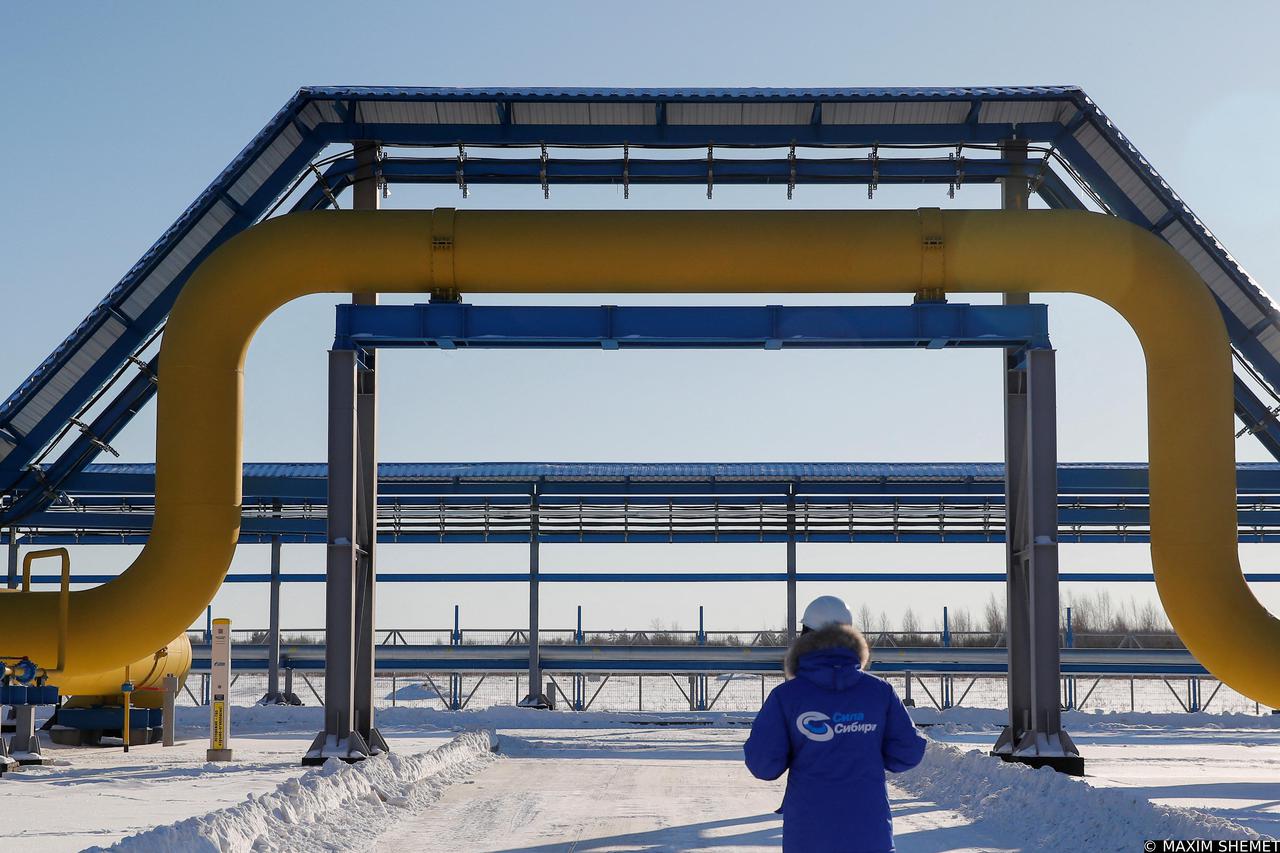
[6,87,1280,774]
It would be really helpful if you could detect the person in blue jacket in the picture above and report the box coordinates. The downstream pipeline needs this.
[744,595,927,853]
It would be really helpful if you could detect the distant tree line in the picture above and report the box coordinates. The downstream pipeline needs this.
[231,591,1181,649]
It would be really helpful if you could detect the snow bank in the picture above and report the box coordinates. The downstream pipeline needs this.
[90,731,497,853]
[908,705,1280,732]
[172,703,322,734]
[896,738,1259,850]
[374,705,757,730]
[384,681,442,701]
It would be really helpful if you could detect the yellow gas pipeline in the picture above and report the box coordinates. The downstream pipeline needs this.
[0,209,1270,705]
[57,634,192,709]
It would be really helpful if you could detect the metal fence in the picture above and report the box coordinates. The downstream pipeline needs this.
[186,627,1188,650]
[184,670,1261,716]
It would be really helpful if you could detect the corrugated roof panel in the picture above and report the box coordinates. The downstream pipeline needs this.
[355,100,440,125]
[9,316,127,436]
[740,103,813,125]
[822,102,896,124]
[977,100,1078,125]
[664,102,819,126]
[1161,222,1266,328]
[821,101,971,125]
[1205,267,1267,330]
[296,100,342,130]
[589,102,654,125]
[667,103,743,125]
[512,102,591,124]
[1256,325,1280,359]
[1071,123,1166,224]
[896,101,972,124]
[434,101,500,124]
[227,123,304,207]
[120,200,235,320]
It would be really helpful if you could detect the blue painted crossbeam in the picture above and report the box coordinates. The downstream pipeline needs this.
[334,302,1051,352]
[294,155,1085,212]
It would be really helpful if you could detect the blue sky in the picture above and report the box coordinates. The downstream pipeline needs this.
[3,1,1280,635]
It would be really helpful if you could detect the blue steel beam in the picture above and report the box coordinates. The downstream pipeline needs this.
[313,121,1069,149]
[293,155,1040,211]
[334,302,1051,352]
[1233,374,1280,460]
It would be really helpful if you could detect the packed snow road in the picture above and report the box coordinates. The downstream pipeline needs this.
[374,726,1015,853]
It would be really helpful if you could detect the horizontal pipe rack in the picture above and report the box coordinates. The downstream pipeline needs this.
[187,643,1209,677]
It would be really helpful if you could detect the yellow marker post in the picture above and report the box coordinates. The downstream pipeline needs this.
[206,617,232,761]
[121,664,132,754]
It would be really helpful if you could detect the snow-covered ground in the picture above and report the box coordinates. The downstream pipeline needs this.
[1,705,1276,851]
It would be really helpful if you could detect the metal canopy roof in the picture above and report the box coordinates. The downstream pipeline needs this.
[55,459,1280,491]
[5,85,1280,525]
[76,460,1014,482]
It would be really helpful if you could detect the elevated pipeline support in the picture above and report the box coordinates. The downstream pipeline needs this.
[0,208,1269,710]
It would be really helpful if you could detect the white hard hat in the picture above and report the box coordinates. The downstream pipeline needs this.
[801,595,853,631]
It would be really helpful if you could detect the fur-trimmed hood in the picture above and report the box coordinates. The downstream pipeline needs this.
[783,624,871,683]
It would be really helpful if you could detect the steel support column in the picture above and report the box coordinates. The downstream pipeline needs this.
[352,141,384,747]
[263,523,282,701]
[1001,139,1030,307]
[991,348,1082,775]
[7,705,45,765]
[352,349,380,741]
[261,500,299,705]
[304,347,386,763]
[786,485,798,639]
[520,486,550,707]
[5,530,15,590]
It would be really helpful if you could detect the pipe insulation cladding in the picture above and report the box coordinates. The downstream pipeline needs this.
[0,208,1269,704]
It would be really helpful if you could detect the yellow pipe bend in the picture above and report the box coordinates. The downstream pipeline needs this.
[1,208,1270,704]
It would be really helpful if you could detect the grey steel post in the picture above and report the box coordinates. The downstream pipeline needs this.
[352,350,385,752]
[352,140,380,222]
[162,674,177,747]
[520,486,548,706]
[1003,349,1032,727]
[992,348,1081,774]
[1001,139,1030,305]
[349,140,386,753]
[303,349,363,765]
[786,484,797,639]
[9,704,45,765]
[6,529,16,589]
[261,499,283,704]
